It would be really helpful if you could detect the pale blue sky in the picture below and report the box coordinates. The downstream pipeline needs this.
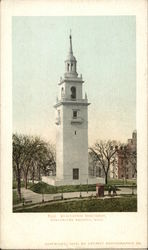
[12,16,136,145]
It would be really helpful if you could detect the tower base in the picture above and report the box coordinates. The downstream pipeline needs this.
[42,176,105,186]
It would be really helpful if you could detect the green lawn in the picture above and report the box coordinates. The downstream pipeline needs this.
[13,180,34,189]
[13,195,137,212]
[108,179,136,185]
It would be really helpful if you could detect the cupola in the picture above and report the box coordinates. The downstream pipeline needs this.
[64,33,78,78]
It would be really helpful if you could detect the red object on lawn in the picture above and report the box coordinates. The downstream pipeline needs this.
[96,184,104,197]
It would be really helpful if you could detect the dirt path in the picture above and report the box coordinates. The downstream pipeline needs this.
[13,186,136,209]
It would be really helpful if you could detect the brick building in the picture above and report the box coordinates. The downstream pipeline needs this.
[118,130,137,179]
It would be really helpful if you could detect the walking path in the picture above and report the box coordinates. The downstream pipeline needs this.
[13,186,137,208]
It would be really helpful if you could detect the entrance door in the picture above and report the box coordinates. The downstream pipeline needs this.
[73,168,79,180]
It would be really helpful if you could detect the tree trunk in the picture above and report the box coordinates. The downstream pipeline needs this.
[32,165,35,184]
[17,169,21,201]
[24,174,28,189]
[38,165,41,181]
[105,173,108,184]
[13,167,17,181]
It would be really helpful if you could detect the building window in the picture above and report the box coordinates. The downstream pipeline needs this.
[71,86,76,99]
[73,110,77,119]
[96,167,102,177]
[98,168,102,177]
[71,63,73,71]
[75,131,76,135]
[61,87,64,97]
[73,169,79,180]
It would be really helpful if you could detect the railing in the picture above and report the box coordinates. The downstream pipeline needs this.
[57,98,88,103]
[71,117,83,124]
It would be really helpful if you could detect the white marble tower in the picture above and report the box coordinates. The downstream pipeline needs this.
[54,34,89,185]
[42,34,105,186]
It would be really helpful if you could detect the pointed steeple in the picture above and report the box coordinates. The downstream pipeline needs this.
[65,31,78,78]
[69,30,73,55]
[67,31,76,61]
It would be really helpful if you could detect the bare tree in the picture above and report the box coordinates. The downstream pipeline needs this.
[13,134,26,200]
[88,150,103,177]
[29,142,56,182]
[21,136,48,189]
[40,144,56,177]
[13,134,56,200]
[89,140,119,184]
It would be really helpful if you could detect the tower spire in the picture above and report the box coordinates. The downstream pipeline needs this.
[65,31,78,77]
[69,29,73,54]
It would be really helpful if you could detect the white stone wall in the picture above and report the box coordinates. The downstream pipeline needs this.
[62,104,88,183]
[56,105,63,179]
[55,94,90,185]
[59,81,83,100]
[42,176,105,186]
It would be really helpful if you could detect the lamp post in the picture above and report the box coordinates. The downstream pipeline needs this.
[42,192,44,203]
[87,178,88,194]
[61,187,63,200]
[132,183,134,195]
[42,186,45,203]
[80,183,82,198]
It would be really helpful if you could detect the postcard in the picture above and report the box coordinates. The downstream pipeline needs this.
[0,0,147,249]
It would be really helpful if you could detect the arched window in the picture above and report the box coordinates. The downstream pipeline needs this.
[71,63,73,71]
[71,86,76,99]
[98,168,102,177]
[67,63,70,71]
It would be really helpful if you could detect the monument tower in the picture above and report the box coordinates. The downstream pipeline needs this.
[42,34,104,186]
[54,33,89,185]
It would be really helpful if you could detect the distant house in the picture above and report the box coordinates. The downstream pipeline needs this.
[109,162,118,179]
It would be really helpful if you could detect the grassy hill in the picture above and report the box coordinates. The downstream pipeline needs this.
[29,181,97,194]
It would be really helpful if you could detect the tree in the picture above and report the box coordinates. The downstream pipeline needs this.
[88,150,103,177]
[13,134,26,200]
[13,133,56,199]
[39,144,56,177]
[21,136,49,189]
[29,142,56,182]
[89,140,119,184]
